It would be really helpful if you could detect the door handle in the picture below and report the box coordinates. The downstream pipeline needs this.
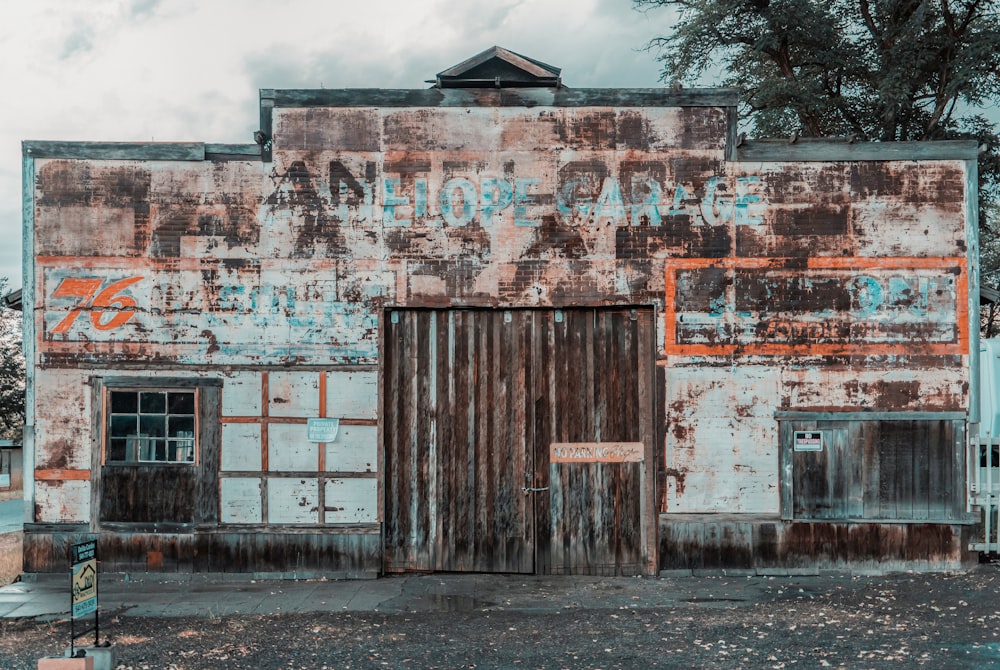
[521,487,549,493]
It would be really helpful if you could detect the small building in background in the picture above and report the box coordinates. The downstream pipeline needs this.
[19,48,981,576]
[0,440,23,501]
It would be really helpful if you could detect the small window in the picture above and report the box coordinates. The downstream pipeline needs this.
[106,389,196,464]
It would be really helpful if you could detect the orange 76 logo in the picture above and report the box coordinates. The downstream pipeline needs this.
[49,276,144,335]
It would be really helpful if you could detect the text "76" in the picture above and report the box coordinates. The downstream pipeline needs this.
[50,276,144,335]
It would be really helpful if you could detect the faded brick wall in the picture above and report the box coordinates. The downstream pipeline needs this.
[28,99,970,524]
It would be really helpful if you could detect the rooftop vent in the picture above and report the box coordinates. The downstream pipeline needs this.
[432,46,561,89]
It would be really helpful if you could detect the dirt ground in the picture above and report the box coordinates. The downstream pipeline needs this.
[3,566,1000,669]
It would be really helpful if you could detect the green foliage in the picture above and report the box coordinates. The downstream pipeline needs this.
[636,0,1000,326]
[0,278,24,442]
[637,0,1000,142]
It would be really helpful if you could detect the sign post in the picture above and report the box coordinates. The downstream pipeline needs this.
[70,539,99,657]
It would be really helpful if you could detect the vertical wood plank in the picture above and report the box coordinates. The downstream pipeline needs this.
[892,422,914,520]
[912,421,933,521]
[846,424,864,518]
[950,420,965,521]
[878,422,898,519]
[637,309,656,573]
[195,385,221,524]
[779,420,794,520]
[928,419,948,519]
[862,421,881,518]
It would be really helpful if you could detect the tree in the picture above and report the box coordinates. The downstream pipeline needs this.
[636,0,1000,141]
[635,0,1000,326]
[0,277,24,441]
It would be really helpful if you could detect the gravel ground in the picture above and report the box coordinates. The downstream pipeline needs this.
[3,567,1000,669]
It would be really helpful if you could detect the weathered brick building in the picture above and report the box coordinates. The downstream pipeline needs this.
[20,48,980,575]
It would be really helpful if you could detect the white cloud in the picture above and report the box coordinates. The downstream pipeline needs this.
[1,0,669,287]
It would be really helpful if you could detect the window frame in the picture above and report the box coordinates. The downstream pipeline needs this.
[100,378,215,467]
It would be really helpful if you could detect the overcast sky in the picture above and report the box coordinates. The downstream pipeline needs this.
[0,0,679,290]
[4,1,997,295]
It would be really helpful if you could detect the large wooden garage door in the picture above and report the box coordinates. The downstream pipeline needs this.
[383,308,655,574]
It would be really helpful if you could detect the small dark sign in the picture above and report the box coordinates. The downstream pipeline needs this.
[793,431,824,452]
[71,540,96,565]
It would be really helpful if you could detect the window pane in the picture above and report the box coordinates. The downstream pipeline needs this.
[108,439,127,461]
[168,416,195,437]
[168,392,195,414]
[136,438,166,462]
[140,392,166,414]
[110,415,137,439]
[106,387,199,465]
[168,439,195,462]
[110,391,138,413]
[139,415,166,438]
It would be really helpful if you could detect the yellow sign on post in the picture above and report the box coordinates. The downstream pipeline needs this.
[72,559,97,617]
[71,540,98,618]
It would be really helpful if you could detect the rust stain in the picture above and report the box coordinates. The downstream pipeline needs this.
[664,468,687,495]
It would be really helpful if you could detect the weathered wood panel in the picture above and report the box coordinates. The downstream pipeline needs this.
[325,425,377,473]
[658,515,977,572]
[385,307,654,575]
[546,309,653,576]
[782,419,965,521]
[266,477,319,524]
[324,478,378,524]
[221,423,262,471]
[23,527,381,575]
[99,465,198,523]
[220,477,262,523]
[384,309,535,573]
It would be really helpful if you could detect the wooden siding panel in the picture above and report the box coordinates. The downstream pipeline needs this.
[24,529,382,575]
[99,466,198,523]
[220,372,263,416]
[659,514,976,574]
[325,425,377,473]
[221,423,262,471]
[220,477,263,523]
[785,419,962,521]
[266,477,319,524]
[268,372,320,418]
[385,307,653,575]
[324,371,378,420]
[267,423,315,472]
[324,478,378,523]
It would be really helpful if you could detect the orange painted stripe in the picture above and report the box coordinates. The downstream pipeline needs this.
[221,416,376,426]
[956,264,970,352]
[664,256,964,270]
[318,372,327,472]
[664,342,964,357]
[35,257,346,271]
[319,373,327,419]
[35,469,90,481]
[338,418,377,426]
[222,416,309,424]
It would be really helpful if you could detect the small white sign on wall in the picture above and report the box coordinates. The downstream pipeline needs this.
[793,431,824,452]
[307,418,340,443]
